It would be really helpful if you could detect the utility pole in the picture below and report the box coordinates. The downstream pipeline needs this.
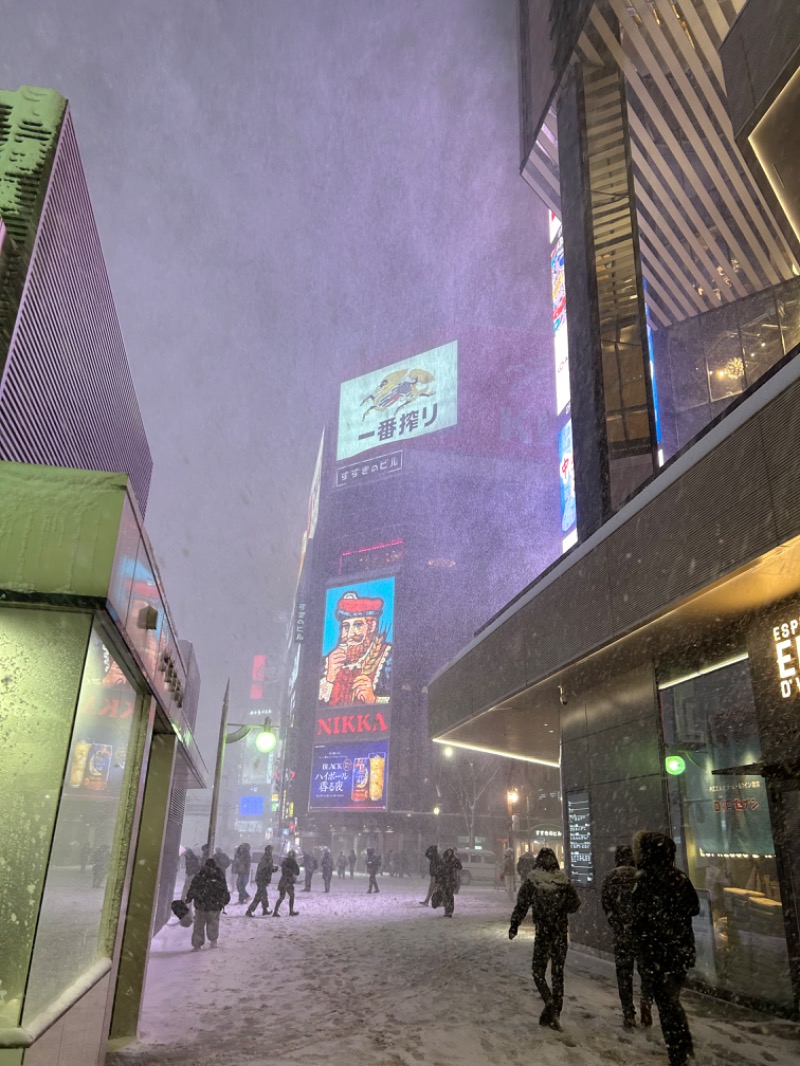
[207,679,230,855]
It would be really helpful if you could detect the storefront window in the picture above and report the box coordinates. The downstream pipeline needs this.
[21,623,144,1023]
[659,658,793,1008]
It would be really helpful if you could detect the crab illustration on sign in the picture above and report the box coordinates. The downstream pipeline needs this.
[361,367,435,420]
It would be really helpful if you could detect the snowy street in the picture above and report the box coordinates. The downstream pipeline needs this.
[107,875,799,1066]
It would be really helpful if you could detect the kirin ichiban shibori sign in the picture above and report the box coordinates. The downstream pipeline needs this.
[336,340,458,461]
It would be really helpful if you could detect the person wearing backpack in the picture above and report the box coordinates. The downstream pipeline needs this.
[186,858,231,950]
[508,847,581,1031]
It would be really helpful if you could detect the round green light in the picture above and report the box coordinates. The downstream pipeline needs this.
[255,729,277,754]
[665,754,686,776]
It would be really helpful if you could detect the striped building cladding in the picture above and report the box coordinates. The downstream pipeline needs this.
[0,86,152,514]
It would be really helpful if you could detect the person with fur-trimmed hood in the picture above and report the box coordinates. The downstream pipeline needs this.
[602,844,653,1029]
[631,832,699,1066]
[186,858,230,950]
[432,848,462,918]
[508,847,580,1031]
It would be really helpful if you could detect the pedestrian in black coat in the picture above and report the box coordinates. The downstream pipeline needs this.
[419,843,439,906]
[365,848,382,893]
[602,844,653,1028]
[631,832,699,1066]
[336,852,347,878]
[348,849,357,877]
[432,848,462,917]
[301,850,318,892]
[232,843,252,903]
[321,848,334,892]
[508,847,580,1030]
[187,858,231,949]
[245,845,277,916]
[272,851,301,916]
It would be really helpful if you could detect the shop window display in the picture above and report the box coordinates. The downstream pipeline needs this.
[22,624,144,1023]
[659,659,793,1007]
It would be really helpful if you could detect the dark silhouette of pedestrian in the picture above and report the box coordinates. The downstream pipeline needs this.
[246,845,277,916]
[420,843,439,906]
[348,849,357,877]
[366,848,382,892]
[516,848,535,881]
[181,847,201,900]
[91,843,110,888]
[631,832,699,1066]
[336,851,347,878]
[432,847,462,917]
[321,848,334,892]
[301,849,318,891]
[272,850,301,916]
[508,847,580,1031]
[232,843,252,903]
[602,844,653,1028]
[187,858,230,950]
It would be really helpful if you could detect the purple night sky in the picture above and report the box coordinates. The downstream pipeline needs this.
[2,0,551,763]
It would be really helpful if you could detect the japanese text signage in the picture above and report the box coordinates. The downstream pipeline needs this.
[310,740,389,810]
[336,341,458,461]
[566,789,593,884]
[336,450,403,488]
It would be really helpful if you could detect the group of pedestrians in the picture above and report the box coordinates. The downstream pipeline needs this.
[507,831,698,1066]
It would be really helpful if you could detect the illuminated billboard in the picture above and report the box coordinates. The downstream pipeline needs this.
[551,225,570,416]
[318,577,394,708]
[337,341,458,461]
[550,211,577,549]
[559,419,577,539]
[310,740,389,810]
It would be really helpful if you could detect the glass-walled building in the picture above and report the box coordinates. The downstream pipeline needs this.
[0,462,207,1066]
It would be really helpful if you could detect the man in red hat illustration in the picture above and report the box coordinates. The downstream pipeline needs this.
[319,590,392,706]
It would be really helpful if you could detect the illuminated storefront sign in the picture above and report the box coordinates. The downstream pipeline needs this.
[316,711,389,736]
[318,577,394,708]
[770,613,800,698]
[310,740,389,810]
[336,341,458,461]
[336,449,403,487]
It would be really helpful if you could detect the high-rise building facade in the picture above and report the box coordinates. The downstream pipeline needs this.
[430,1,800,1015]
[0,86,152,513]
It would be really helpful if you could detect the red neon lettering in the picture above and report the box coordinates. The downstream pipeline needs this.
[317,718,332,736]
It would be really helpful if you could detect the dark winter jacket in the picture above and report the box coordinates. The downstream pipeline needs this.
[601,850,637,937]
[231,844,252,876]
[321,851,334,875]
[365,851,382,875]
[278,854,301,889]
[434,849,462,891]
[424,844,439,876]
[631,832,699,975]
[187,860,231,911]
[510,865,580,939]
[254,848,277,888]
[213,848,231,871]
[516,851,536,880]
[183,849,201,877]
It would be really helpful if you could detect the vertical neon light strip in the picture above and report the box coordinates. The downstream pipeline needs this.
[550,211,577,550]
[643,282,663,466]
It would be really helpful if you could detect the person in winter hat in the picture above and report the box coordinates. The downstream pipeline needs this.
[516,849,536,881]
[419,843,440,906]
[186,858,231,950]
[631,832,699,1066]
[272,850,301,916]
[321,848,334,892]
[245,845,277,916]
[365,848,382,893]
[231,843,252,903]
[433,847,462,917]
[602,844,653,1028]
[508,847,580,1031]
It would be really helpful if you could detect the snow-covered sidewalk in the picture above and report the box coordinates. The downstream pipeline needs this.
[107,875,799,1066]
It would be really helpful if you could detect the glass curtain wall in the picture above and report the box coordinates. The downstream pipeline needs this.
[659,658,793,1008]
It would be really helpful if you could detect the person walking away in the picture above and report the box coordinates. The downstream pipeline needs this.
[631,832,699,1066]
[502,847,516,902]
[366,848,382,893]
[321,848,334,892]
[419,843,439,906]
[602,844,653,1028]
[272,850,301,916]
[302,850,318,891]
[232,843,252,903]
[246,845,277,916]
[508,846,580,1031]
[517,848,535,882]
[348,849,357,877]
[433,847,462,918]
[187,857,230,950]
[213,846,231,884]
[336,852,347,879]
[181,847,201,900]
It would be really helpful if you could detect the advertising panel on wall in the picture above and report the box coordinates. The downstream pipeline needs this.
[550,211,577,551]
[318,577,394,708]
[310,740,389,810]
[336,341,458,461]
